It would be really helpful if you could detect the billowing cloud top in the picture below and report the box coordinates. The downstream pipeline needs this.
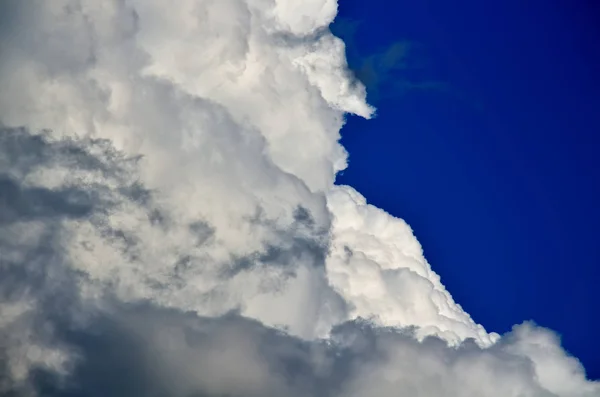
[0,1,597,396]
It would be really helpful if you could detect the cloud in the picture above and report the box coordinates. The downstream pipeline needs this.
[4,300,597,397]
[330,18,483,107]
[0,1,597,396]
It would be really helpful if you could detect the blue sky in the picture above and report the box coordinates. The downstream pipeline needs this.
[333,0,600,379]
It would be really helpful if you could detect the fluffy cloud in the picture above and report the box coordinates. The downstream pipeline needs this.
[0,1,597,396]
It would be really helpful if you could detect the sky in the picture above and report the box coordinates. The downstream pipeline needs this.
[0,1,599,396]
[333,0,600,380]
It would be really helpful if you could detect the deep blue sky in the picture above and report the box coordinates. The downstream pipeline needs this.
[333,0,600,379]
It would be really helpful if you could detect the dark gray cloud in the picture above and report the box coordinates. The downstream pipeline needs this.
[2,299,565,397]
[0,128,336,395]
[0,127,135,395]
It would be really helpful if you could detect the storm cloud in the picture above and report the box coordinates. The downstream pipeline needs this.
[0,1,597,396]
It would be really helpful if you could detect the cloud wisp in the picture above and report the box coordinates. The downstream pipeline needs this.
[0,1,597,396]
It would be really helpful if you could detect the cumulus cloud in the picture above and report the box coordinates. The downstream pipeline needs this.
[0,1,597,396]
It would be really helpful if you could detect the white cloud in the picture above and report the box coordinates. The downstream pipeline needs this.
[0,0,597,396]
[326,185,499,346]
